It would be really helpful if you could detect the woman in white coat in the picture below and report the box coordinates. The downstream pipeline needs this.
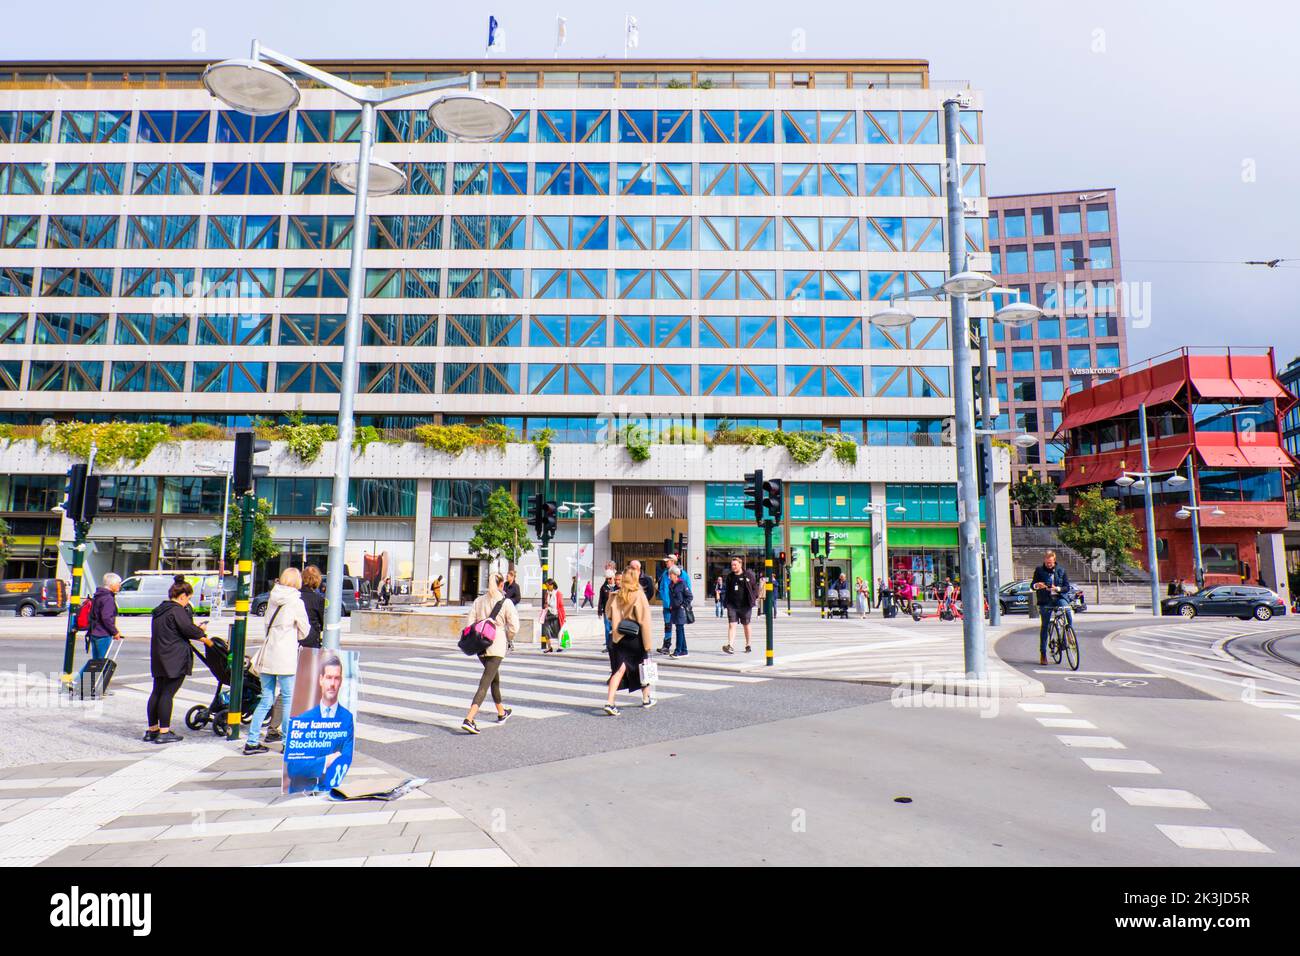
[243,567,309,755]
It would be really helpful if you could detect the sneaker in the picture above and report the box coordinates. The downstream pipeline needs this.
[142,729,158,742]
[153,731,183,744]
[722,644,734,655]
[745,645,753,653]
[264,731,283,743]
[603,703,621,716]
[656,646,670,655]
[461,719,480,735]
[642,697,658,709]
[496,708,513,724]
[242,742,269,755]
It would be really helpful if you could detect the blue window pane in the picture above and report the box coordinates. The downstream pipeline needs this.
[1087,205,1110,233]
[865,111,900,143]
[1034,245,1056,272]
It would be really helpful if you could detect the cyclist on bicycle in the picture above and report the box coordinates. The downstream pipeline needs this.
[1031,550,1073,666]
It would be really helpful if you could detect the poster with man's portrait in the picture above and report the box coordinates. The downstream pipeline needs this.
[283,648,359,795]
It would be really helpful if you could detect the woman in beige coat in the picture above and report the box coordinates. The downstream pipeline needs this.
[461,573,520,734]
[604,568,656,715]
[243,567,309,755]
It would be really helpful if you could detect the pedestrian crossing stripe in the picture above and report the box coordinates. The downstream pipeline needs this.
[118,650,766,743]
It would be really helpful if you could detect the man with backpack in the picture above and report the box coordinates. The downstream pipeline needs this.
[79,573,124,668]
[721,556,759,655]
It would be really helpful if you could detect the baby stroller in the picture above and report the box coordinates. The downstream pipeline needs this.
[184,635,261,738]
[827,585,852,619]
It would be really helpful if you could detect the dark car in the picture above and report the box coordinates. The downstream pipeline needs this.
[250,576,372,617]
[1161,585,1286,621]
[998,580,1087,616]
[0,578,68,617]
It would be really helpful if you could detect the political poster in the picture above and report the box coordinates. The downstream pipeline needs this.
[282,648,359,795]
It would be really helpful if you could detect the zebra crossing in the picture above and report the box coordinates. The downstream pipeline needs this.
[1109,620,1300,704]
[116,651,769,744]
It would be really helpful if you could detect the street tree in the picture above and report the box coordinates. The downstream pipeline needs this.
[469,487,534,575]
[206,496,279,570]
[1010,473,1058,527]
[1057,487,1141,575]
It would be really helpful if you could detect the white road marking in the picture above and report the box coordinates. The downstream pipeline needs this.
[1156,825,1272,853]
[1036,717,1097,729]
[1111,788,1209,810]
[1056,735,1126,749]
[1018,703,1073,713]
[1080,758,1161,774]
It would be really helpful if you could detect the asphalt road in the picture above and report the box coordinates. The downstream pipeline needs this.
[996,614,1211,699]
[7,613,1300,865]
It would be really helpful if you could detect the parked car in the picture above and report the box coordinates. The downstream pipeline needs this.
[114,572,223,615]
[0,578,68,617]
[998,580,1087,616]
[250,575,372,617]
[1161,585,1286,621]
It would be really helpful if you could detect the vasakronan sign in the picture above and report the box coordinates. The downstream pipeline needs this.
[1070,367,1120,375]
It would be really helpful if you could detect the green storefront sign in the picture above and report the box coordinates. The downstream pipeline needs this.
[789,524,874,602]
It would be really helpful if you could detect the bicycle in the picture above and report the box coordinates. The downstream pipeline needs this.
[1045,604,1080,670]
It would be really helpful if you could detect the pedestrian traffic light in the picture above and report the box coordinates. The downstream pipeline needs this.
[743,470,763,526]
[762,477,783,523]
[543,500,558,537]
[810,535,819,557]
[676,533,686,560]
[527,493,544,537]
[779,550,787,564]
[824,531,832,557]
[663,536,673,557]
[233,431,271,495]
[63,464,100,525]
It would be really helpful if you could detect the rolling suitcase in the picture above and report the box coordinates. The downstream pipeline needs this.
[79,638,121,700]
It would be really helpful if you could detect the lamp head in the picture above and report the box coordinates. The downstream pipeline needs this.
[427,92,514,142]
[331,158,407,197]
[994,300,1043,328]
[869,305,916,328]
[942,271,996,296]
[202,58,300,116]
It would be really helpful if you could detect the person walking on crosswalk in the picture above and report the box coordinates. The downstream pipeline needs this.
[461,573,519,735]
[604,568,656,714]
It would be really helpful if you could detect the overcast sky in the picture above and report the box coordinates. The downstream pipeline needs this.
[9,0,1298,368]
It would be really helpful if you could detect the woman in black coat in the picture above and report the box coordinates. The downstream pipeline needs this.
[300,565,325,649]
[145,579,212,744]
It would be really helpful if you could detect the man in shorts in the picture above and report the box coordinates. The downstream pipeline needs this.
[722,555,759,654]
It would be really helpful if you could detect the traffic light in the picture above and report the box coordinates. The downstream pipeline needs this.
[810,534,819,557]
[63,464,99,525]
[233,431,271,495]
[743,469,764,526]
[762,477,783,523]
[543,500,558,537]
[778,550,786,564]
[824,531,832,557]
[676,533,686,561]
[527,493,544,537]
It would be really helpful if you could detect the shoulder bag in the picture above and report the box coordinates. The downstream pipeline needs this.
[459,599,505,656]
[249,604,281,677]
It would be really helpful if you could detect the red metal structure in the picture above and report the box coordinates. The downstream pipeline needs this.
[1059,348,1297,587]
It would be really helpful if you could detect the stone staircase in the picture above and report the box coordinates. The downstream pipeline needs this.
[1010,526,1156,609]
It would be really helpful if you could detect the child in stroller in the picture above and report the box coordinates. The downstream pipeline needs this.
[184,635,262,737]
[827,574,853,618]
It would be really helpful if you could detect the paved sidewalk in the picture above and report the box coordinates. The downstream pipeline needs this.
[0,668,514,868]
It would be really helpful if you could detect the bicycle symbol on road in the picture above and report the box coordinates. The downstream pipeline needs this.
[1063,676,1149,688]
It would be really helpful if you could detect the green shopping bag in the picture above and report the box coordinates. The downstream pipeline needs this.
[560,628,571,649]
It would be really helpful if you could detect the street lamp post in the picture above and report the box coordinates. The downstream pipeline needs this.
[866,96,1043,677]
[203,43,513,650]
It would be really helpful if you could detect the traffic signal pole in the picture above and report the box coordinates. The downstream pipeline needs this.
[763,519,775,667]
[540,445,551,586]
[227,491,255,740]
[60,520,86,686]
[59,445,97,688]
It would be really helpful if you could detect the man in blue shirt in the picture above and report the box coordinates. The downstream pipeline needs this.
[657,554,688,654]
[285,653,354,793]
[1031,551,1073,666]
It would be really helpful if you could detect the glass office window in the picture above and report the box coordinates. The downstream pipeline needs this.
[1087,204,1110,233]
[1041,378,1065,401]
[1004,246,1028,273]
[1033,245,1056,272]
[1031,207,1053,235]
[1003,211,1026,238]
[1089,241,1113,269]
[1058,206,1081,234]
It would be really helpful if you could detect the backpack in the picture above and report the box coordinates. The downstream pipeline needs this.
[458,599,505,656]
[74,599,93,632]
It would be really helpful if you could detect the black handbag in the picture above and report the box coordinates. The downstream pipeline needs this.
[616,618,641,639]
[684,603,695,625]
